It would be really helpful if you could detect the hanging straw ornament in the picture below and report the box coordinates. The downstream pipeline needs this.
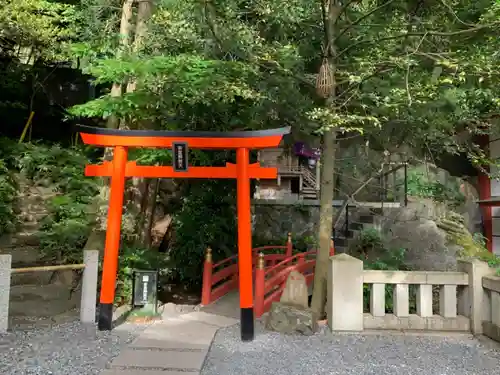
[315,58,334,99]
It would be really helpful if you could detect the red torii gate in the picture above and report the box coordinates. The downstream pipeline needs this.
[76,124,290,341]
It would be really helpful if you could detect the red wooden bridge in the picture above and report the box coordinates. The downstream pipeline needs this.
[201,233,334,317]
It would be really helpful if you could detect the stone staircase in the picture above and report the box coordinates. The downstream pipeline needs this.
[0,174,82,327]
[299,166,318,200]
[0,175,57,283]
[333,205,400,253]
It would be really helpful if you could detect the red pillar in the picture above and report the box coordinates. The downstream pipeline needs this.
[98,145,128,330]
[478,170,493,252]
[236,147,254,341]
[286,232,292,257]
[254,253,265,318]
[477,135,492,252]
[201,247,213,305]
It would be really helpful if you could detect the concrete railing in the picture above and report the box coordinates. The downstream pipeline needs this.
[481,275,500,341]
[327,254,495,334]
[0,250,99,333]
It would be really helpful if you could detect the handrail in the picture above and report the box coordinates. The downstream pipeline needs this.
[300,166,316,182]
[264,250,316,275]
[12,263,86,273]
[378,162,408,206]
[264,259,315,289]
[253,245,287,252]
[212,246,287,268]
[212,255,238,269]
[379,162,407,179]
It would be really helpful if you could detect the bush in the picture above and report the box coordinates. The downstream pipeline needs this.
[114,244,170,305]
[406,170,465,206]
[0,160,17,235]
[169,179,237,288]
[350,228,414,313]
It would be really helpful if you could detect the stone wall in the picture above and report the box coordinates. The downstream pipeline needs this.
[252,200,322,243]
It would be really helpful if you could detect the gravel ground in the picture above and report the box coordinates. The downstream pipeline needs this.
[201,323,500,375]
[0,320,148,375]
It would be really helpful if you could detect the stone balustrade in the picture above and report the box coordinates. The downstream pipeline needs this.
[0,250,99,333]
[363,269,469,331]
[327,254,497,334]
[481,275,500,341]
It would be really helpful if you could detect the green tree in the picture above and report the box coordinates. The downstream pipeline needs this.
[67,0,499,303]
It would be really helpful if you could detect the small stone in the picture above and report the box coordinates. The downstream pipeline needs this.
[280,270,308,309]
[265,302,318,336]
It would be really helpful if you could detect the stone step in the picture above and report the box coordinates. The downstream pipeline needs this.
[108,312,237,373]
[358,215,375,224]
[349,222,364,230]
[334,237,349,247]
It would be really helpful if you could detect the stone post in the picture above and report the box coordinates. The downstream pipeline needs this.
[457,259,495,334]
[80,250,99,324]
[0,254,12,333]
[327,253,363,331]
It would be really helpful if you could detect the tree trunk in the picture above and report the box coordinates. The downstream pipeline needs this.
[138,178,159,247]
[81,0,134,254]
[310,130,337,316]
[123,0,157,244]
[310,0,341,318]
[106,0,134,133]
[126,0,153,93]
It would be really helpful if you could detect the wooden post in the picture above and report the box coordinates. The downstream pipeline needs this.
[254,253,266,318]
[201,247,213,306]
[286,232,292,257]
[330,239,335,256]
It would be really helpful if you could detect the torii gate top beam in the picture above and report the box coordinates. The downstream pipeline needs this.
[76,125,290,149]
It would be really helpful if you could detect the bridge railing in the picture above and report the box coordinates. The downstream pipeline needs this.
[200,233,335,311]
[200,233,294,306]
[253,241,335,318]
[254,251,317,317]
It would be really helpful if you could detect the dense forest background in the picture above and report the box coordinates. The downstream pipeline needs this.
[0,0,499,314]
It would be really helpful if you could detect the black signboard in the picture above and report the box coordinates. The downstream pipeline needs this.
[131,269,158,310]
[172,142,188,172]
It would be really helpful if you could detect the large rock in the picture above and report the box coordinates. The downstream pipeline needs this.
[380,200,461,271]
[265,302,318,335]
[280,270,308,308]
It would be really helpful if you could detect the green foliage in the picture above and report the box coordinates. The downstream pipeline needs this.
[0,160,18,235]
[406,170,465,205]
[115,244,169,305]
[0,138,99,263]
[169,180,237,287]
[352,228,413,313]
[9,141,99,262]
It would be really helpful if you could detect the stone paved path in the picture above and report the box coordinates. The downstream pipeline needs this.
[101,302,238,375]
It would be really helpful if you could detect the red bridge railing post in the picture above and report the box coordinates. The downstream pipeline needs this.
[286,232,292,257]
[298,252,305,266]
[201,247,212,305]
[255,253,265,318]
